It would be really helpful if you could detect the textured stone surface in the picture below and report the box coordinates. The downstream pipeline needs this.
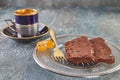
[0,7,120,80]
[0,0,120,8]
[2,0,120,8]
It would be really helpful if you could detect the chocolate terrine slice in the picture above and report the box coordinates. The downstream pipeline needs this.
[90,37,115,64]
[65,36,96,64]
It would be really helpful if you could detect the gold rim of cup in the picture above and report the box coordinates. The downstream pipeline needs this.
[14,8,38,16]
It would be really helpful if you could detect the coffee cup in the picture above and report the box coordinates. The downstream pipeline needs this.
[5,8,39,38]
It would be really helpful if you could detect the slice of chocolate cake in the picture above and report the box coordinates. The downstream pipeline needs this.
[89,37,115,64]
[65,36,96,64]
[65,36,115,65]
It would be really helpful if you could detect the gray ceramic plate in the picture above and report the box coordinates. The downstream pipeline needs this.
[33,34,120,78]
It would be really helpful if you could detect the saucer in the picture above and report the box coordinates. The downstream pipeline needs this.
[1,24,49,42]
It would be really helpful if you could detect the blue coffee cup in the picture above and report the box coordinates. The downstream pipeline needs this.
[14,8,39,37]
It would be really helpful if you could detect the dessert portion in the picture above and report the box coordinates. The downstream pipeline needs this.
[90,37,115,64]
[65,36,96,64]
[65,36,115,65]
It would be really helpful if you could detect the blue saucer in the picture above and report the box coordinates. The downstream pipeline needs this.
[1,24,49,42]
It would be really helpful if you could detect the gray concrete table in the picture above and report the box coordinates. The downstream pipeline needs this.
[0,7,120,80]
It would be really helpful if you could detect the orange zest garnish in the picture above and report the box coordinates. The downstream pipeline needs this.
[36,39,55,52]
[46,40,55,49]
[36,41,47,51]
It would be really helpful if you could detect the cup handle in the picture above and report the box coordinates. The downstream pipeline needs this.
[4,19,17,32]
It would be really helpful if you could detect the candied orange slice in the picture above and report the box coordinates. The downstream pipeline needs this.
[36,40,55,52]
[36,41,47,51]
[46,40,55,49]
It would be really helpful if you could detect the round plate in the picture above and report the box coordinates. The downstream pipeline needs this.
[33,34,120,78]
[1,23,49,42]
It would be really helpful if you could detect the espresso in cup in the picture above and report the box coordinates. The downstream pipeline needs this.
[14,8,39,37]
